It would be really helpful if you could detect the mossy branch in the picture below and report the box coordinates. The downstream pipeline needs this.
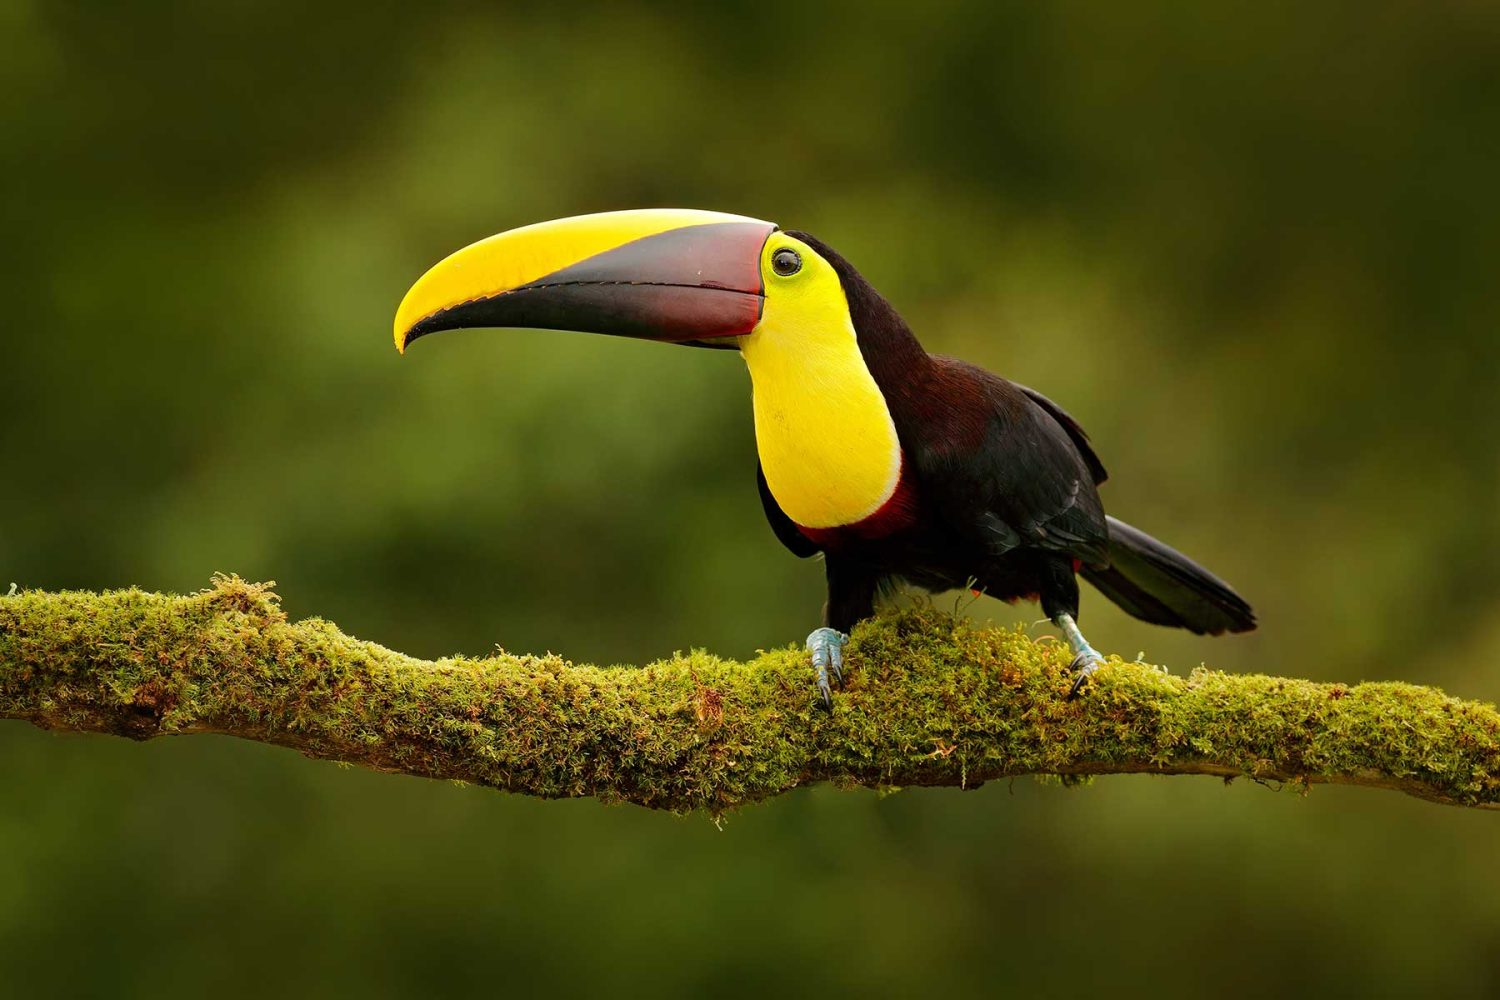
[2,576,1498,812]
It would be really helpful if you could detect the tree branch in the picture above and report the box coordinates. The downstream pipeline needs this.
[2,575,1497,811]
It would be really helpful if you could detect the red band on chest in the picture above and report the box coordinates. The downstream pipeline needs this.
[795,463,918,550]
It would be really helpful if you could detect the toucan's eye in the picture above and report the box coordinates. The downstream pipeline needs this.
[771,248,802,277]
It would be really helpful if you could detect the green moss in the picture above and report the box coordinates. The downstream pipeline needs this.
[2,575,1498,812]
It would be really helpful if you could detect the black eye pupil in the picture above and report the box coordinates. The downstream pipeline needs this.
[772,248,802,276]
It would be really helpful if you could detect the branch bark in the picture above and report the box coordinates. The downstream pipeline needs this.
[2,576,1497,811]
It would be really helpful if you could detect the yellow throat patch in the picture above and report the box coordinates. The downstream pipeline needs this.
[739,235,903,530]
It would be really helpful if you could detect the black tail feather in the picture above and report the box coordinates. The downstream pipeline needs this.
[1082,516,1255,636]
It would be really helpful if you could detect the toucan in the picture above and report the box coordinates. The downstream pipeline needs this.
[394,209,1255,705]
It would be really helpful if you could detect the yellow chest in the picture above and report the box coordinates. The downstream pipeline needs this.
[739,311,902,530]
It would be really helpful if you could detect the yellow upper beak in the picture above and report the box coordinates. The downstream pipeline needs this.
[393,208,776,353]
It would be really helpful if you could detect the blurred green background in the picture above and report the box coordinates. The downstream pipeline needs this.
[4,1,1500,996]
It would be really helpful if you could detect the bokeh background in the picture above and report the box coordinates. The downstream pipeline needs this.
[4,1,1500,996]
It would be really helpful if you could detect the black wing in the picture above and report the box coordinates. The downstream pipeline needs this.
[1014,383,1107,486]
[757,462,820,557]
[906,360,1110,567]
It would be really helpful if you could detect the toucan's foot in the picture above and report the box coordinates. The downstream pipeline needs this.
[806,627,849,708]
[1053,612,1106,699]
[1067,648,1106,700]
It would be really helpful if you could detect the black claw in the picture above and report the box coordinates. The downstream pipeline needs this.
[807,628,849,708]
[813,657,832,709]
[1066,652,1104,701]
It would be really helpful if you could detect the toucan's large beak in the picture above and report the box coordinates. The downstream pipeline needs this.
[394,209,777,353]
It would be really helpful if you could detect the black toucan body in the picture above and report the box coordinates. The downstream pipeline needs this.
[394,210,1255,704]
